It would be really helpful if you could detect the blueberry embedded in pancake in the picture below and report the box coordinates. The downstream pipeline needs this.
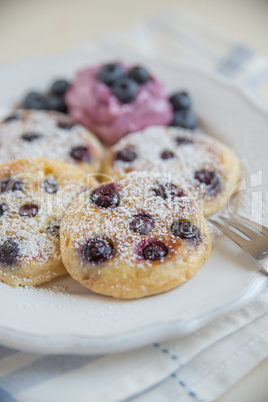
[90,183,120,209]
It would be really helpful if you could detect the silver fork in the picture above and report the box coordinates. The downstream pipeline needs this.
[208,214,268,275]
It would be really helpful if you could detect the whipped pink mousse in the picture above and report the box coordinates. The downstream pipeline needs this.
[65,63,173,145]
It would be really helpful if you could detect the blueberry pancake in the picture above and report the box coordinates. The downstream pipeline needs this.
[0,110,103,173]
[103,126,240,216]
[60,172,211,299]
[0,157,94,287]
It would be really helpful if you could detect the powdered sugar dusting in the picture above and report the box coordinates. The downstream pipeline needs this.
[111,126,230,197]
[0,159,85,267]
[63,172,207,269]
[0,110,103,171]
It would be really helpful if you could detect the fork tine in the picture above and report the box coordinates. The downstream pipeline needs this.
[209,218,249,248]
[233,213,268,235]
[219,216,258,240]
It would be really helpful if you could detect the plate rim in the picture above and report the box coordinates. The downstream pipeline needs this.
[0,272,266,355]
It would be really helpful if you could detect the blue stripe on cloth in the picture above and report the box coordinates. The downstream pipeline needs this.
[0,386,17,402]
[243,65,268,89]
[0,354,103,394]
[0,346,18,360]
[216,44,255,76]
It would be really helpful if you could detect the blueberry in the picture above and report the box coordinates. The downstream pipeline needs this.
[82,238,113,264]
[23,91,49,110]
[142,241,168,261]
[50,79,69,97]
[160,150,174,160]
[90,183,120,209]
[111,77,138,103]
[41,179,59,194]
[97,63,123,86]
[19,204,39,218]
[0,240,19,265]
[175,136,194,145]
[129,213,154,235]
[57,121,77,130]
[170,110,197,130]
[0,204,6,217]
[114,147,137,162]
[46,220,60,237]
[152,183,186,200]
[47,96,67,113]
[3,115,20,123]
[128,66,150,84]
[1,178,22,193]
[169,92,192,111]
[171,220,200,240]
[70,146,91,162]
[194,170,220,194]
[21,132,43,142]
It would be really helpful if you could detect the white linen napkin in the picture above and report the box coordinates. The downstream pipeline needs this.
[93,7,268,103]
[0,7,268,402]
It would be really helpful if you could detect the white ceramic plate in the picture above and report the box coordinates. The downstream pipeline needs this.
[0,51,267,355]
